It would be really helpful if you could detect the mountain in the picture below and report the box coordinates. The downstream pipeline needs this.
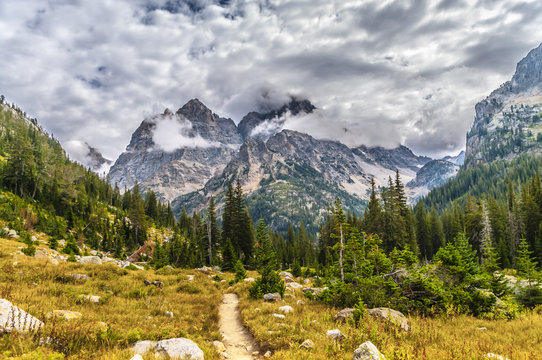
[442,150,465,166]
[466,43,542,166]
[109,97,447,232]
[109,99,242,200]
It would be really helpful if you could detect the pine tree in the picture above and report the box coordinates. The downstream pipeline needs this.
[516,237,537,278]
[221,238,237,272]
[415,200,430,260]
[129,182,147,246]
[332,197,348,281]
[364,177,383,236]
[205,197,219,265]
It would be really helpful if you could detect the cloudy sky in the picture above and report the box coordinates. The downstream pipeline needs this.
[1,0,542,165]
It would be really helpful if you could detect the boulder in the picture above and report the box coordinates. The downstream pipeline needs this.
[303,279,310,284]
[71,273,89,282]
[286,282,303,289]
[335,308,355,323]
[278,305,294,314]
[326,329,346,341]
[367,308,410,332]
[0,299,43,333]
[46,310,82,321]
[263,293,282,302]
[279,271,293,278]
[132,340,157,355]
[300,339,314,349]
[78,256,102,265]
[165,311,174,318]
[353,341,387,360]
[8,229,19,239]
[155,338,204,360]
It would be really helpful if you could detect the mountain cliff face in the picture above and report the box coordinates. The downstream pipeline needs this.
[109,97,451,232]
[466,43,542,166]
[108,99,242,200]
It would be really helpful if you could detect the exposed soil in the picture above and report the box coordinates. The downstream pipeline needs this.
[219,293,259,360]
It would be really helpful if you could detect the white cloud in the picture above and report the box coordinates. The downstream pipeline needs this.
[151,114,220,152]
[1,0,542,162]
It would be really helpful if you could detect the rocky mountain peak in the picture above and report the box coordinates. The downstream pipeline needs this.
[238,98,315,140]
[511,43,542,92]
[176,98,217,123]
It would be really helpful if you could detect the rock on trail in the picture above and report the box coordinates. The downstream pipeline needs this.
[219,293,259,359]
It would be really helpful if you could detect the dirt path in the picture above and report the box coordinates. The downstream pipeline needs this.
[219,293,259,359]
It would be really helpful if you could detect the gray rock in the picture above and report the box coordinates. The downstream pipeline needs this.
[353,341,387,360]
[0,299,43,333]
[300,339,314,349]
[302,287,328,295]
[273,313,285,319]
[71,273,89,282]
[7,229,18,238]
[130,354,144,360]
[244,277,256,282]
[78,256,102,265]
[335,308,355,323]
[213,340,226,352]
[132,340,157,355]
[286,282,303,289]
[368,308,410,332]
[155,338,204,360]
[165,311,174,318]
[326,329,345,341]
[263,293,282,302]
[278,305,294,314]
[34,249,50,259]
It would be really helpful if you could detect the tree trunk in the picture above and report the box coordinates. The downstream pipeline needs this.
[339,223,344,282]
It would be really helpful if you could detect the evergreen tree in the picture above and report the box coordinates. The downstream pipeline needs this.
[221,238,237,272]
[364,177,383,236]
[415,201,430,260]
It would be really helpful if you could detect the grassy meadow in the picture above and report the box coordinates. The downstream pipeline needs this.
[1,234,541,360]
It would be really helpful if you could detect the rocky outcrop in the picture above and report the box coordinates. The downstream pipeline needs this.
[0,299,43,333]
[466,43,542,165]
[353,341,387,360]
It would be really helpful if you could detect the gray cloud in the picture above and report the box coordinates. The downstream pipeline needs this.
[0,0,542,162]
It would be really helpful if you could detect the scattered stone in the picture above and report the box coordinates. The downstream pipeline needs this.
[187,275,195,281]
[220,352,230,359]
[195,266,213,274]
[213,340,226,352]
[273,313,285,319]
[303,279,310,284]
[80,295,101,303]
[335,308,355,323]
[263,293,282,302]
[154,338,204,360]
[286,282,303,289]
[367,308,411,332]
[478,327,488,331]
[485,354,510,360]
[0,299,44,333]
[264,350,272,357]
[71,273,89,282]
[57,239,66,247]
[300,339,314,349]
[50,258,59,265]
[78,256,102,265]
[326,329,345,341]
[89,250,98,256]
[297,300,305,305]
[130,355,144,360]
[279,271,293,278]
[7,229,19,239]
[132,340,157,355]
[46,310,82,321]
[244,277,256,282]
[165,311,174,318]
[284,293,296,299]
[278,305,294,314]
[353,341,387,360]
[252,351,260,356]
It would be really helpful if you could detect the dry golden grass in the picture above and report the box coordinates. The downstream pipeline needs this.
[234,280,542,360]
[0,237,226,359]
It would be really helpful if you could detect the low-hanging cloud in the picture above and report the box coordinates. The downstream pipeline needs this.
[151,114,221,152]
[1,0,542,162]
